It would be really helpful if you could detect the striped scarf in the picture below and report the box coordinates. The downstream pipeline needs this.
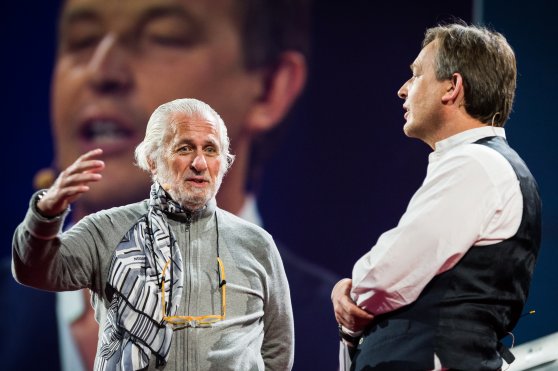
[95,182,185,370]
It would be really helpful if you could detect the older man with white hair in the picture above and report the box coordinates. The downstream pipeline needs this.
[12,98,294,371]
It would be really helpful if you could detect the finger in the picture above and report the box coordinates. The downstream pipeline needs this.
[331,278,352,303]
[57,191,88,208]
[57,172,103,189]
[58,185,93,201]
[339,297,374,331]
[78,148,104,161]
[44,172,101,202]
[332,278,354,324]
[64,148,104,173]
[67,159,105,176]
[346,302,374,320]
[335,301,358,328]
[38,184,91,216]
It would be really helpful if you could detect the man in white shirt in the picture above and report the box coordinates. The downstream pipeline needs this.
[332,23,541,371]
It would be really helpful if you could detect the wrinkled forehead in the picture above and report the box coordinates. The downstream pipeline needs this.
[167,112,221,138]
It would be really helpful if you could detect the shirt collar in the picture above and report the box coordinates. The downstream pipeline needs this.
[430,126,506,161]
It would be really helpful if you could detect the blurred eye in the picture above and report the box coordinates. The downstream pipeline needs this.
[59,16,103,53]
[141,17,199,49]
[64,34,102,52]
[145,34,195,48]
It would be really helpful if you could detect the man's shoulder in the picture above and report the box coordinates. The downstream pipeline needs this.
[94,200,149,221]
[214,207,282,266]
[442,137,513,173]
[459,139,519,177]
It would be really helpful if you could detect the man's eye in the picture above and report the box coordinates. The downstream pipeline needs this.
[145,34,195,48]
[178,146,192,152]
[205,146,219,154]
[62,34,101,52]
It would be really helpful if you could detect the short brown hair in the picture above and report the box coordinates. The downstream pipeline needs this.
[423,23,516,127]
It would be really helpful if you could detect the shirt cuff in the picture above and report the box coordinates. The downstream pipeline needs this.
[338,324,362,346]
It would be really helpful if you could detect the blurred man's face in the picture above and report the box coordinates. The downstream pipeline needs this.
[51,0,262,215]
[155,112,223,211]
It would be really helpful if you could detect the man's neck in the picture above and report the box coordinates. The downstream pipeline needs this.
[429,114,487,150]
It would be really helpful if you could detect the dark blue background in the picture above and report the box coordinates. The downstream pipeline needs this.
[1,0,555,362]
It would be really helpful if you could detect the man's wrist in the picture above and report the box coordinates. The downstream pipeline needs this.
[34,190,65,220]
[338,324,361,346]
[34,190,49,217]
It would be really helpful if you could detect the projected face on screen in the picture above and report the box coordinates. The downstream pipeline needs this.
[50,0,264,217]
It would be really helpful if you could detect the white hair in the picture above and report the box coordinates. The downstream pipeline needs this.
[134,98,235,178]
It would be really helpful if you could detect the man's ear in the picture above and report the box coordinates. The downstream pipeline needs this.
[245,51,307,134]
[442,72,464,105]
[148,158,157,176]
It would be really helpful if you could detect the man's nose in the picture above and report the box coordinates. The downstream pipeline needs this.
[86,33,133,94]
[191,153,208,172]
[397,80,409,99]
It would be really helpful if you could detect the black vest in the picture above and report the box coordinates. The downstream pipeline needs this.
[352,136,541,371]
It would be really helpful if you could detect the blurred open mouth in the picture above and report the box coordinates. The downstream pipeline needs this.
[78,119,137,155]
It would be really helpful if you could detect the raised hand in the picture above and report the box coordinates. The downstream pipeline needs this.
[37,149,105,217]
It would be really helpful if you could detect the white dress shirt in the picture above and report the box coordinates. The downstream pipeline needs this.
[351,126,523,315]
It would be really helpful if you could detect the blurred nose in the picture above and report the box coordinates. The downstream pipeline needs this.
[86,33,132,94]
[191,153,208,172]
[397,79,409,99]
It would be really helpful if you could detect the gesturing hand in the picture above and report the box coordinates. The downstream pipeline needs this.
[332,278,374,332]
[37,149,105,217]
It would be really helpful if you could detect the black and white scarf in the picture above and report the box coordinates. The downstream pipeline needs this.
[96,182,185,370]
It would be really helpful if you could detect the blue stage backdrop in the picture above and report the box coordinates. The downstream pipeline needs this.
[479,0,558,345]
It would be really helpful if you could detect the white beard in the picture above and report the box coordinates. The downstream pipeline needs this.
[156,163,223,211]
